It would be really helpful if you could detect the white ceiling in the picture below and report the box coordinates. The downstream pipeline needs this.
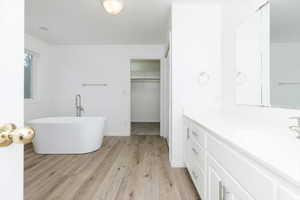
[27,0,300,45]
[25,0,222,45]
[25,0,175,45]
[25,0,175,44]
[271,0,300,43]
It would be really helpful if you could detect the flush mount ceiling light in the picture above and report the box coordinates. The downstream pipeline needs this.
[102,0,124,15]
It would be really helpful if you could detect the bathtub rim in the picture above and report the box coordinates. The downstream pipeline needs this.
[27,116,106,124]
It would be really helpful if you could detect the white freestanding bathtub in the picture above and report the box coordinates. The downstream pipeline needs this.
[27,117,105,154]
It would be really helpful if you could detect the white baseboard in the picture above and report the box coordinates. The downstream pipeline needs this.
[170,160,186,168]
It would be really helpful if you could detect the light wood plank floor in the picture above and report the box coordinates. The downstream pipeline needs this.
[131,122,160,136]
[25,136,200,200]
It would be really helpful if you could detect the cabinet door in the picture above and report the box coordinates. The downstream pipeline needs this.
[208,167,222,200]
[236,10,262,106]
[207,156,255,200]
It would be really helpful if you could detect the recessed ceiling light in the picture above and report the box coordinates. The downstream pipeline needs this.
[102,0,124,15]
[40,26,49,31]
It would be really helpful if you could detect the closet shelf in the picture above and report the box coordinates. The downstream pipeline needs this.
[131,78,160,81]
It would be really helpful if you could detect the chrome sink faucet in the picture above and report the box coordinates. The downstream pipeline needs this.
[289,117,300,139]
[75,94,84,117]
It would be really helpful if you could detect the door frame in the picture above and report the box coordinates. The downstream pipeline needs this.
[128,58,166,137]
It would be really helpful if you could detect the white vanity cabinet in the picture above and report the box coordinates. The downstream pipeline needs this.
[184,115,300,200]
[185,119,206,198]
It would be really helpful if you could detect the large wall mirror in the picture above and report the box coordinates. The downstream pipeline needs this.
[236,0,300,109]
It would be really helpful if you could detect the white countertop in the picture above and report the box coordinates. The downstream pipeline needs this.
[184,109,300,188]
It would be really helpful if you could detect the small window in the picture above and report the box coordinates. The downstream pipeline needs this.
[24,50,35,99]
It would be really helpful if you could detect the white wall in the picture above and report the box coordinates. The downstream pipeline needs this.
[48,45,164,136]
[221,0,256,108]
[171,3,222,167]
[24,34,164,135]
[270,43,300,109]
[24,34,53,122]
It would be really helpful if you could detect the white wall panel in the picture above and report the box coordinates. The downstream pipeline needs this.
[171,3,222,166]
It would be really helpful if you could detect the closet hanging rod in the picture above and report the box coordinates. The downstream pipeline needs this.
[82,83,108,87]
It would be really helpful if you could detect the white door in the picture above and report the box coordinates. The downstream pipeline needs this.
[167,31,172,159]
[165,53,170,145]
[160,58,166,139]
[0,0,24,199]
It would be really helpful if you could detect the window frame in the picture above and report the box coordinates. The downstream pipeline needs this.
[24,49,39,104]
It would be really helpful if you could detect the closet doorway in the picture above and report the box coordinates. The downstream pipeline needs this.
[130,59,161,136]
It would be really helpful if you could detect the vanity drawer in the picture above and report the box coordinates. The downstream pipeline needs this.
[188,137,205,171]
[190,121,206,148]
[188,160,206,199]
[207,135,275,200]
